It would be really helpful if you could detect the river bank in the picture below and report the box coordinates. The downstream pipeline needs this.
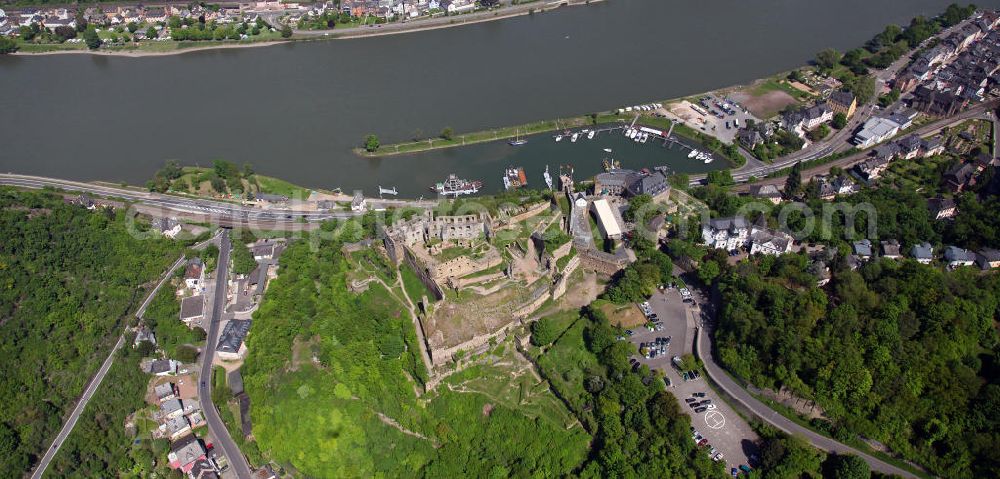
[8,0,594,57]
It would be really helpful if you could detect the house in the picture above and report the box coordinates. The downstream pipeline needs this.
[167,436,206,473]
[702,216,750,251]
[853,156,891,184]
[748,226,793,256]
[827,90,857,118]
[251,465,278,479]
[928,197,958,219]
[184,260,204,290]
[149,359,178,376]
[897,134,923,159]
[944,162,979,192]
[134,326,156,348]
[160,398,186,419]
[154,382,177,403]
[975,248,1000,269]
[748,184,783,204]
[188,459,219,479]
[802,104,833,130]
[852,239,873,260]
[944,246,976,268]
[351,191,367,212]
[179,295,205,326]
[250,240,283,261]
[594,169,669,199]
[881,240,903,259]
[737,127,765,149]
[921,136,945,156]
[589,198,625,241]
[911,242,934,264]
[217,320,252,361]
[872,142,901,162]
[817,176,857,200]
[187,410,207,429]
[854,117,900,148]
[163,415,192,440]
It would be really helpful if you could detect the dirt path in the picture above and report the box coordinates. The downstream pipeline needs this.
[376,412,439,447]
[394,269,435,383]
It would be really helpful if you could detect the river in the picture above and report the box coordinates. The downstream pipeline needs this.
[0,0,994,198]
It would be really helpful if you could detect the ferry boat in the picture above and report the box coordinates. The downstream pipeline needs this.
[688,149,700,159]
[587,130,596,140]
[571,133,579,142]
[503,166,528,190]
[543,165,553,190]
[432,174,482,197]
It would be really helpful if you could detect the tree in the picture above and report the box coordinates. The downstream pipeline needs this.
[0,37,18,55]
[706,169,734,187]
[231,243,258,276]
[785,161,803,198]
[845,75,877,104]
[147,27,158,40]
[280,24,293,38]
[127,22,139,33]
[83,26,102,50]
[364,134,380,153]
[175,345,199,364]
[807,124,830,142]
[815,48,842,71]
[829,454,870,479]
[54,25,77,41]
[440,127,454,141]
[832,112,848,129]
[530,317,559,346]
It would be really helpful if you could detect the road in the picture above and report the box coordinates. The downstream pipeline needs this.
[732,102,998,192]
[673,270,921,479]
[30,254,187,479]
[290,0,581,39]
[0,174,438,228]
[197,231,254,479]
[690,16,980,187]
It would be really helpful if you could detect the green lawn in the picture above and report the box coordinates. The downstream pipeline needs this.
[533,314,598,430]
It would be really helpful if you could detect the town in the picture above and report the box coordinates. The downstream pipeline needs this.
[0,0,531,52]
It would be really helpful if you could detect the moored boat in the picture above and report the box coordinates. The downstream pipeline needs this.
[543,165,553,190]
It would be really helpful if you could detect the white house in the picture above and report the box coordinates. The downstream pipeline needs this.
[702,216,750,251]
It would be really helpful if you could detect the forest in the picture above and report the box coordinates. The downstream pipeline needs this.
[714,253,1000,478]
[0,188,181,474]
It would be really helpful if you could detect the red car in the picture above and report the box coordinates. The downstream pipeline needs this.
[697,439,709,447]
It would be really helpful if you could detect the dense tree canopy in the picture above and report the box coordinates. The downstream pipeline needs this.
[0,188,181,474]
[715,255,1000,477]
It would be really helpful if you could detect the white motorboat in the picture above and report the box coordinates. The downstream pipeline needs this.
[688,149,699,159]
[571,133,579,142]
[555,135,563,142]
[587,130,596,140]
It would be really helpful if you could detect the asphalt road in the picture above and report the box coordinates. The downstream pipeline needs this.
[732,103,998,192]
[0,174,440,228]
[197,231,254,479]
[30,254,187,479]
[692,295,918,478]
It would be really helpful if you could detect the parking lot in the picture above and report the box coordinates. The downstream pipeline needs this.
[626,287,759,472]
[664,93,761,145]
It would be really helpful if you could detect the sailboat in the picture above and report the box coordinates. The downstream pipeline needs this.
[543,165,553,190]
[509,128,527,146]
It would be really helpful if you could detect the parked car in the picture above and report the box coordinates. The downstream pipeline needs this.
[713,452,724,462]
[697,438,709,447]
[731,468,739,477]
[700,399,712,405]
[740,465,752,474]
[685,398,698,403]
[694,392,706,397]
[694,406,707,413]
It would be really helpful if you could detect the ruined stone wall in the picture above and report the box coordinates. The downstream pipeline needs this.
[551,255,580,300]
